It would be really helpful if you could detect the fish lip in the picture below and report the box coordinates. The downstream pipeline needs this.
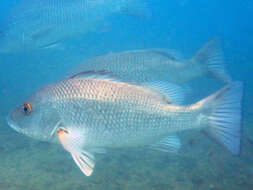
[6,113,13,127]
[6,114,22,133]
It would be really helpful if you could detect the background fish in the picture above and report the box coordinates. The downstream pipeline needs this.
[69,38,231,84]
[7,72,243,176]
[0,0,150,53]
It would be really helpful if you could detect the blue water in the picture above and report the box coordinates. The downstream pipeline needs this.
[0,0,253,189]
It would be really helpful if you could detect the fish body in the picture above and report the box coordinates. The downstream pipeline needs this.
[7,73,243,176]
[41,79,197,148]
[0,0,149,53]
[70,39,231,83]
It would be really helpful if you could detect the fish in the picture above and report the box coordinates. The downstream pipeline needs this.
[69,38,231,83]
[0,0,150,53]
[7,71,243,176]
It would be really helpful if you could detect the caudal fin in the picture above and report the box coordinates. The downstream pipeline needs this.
[200,82,243,155]
[191,38,231,83]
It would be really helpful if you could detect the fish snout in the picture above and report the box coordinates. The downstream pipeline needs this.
[6,113,21,133]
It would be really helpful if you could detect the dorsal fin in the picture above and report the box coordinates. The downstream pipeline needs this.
[144,81,185,105]
[149,135,181,153]
[69,70,120,82]
[148,48,183,61]
[69,71,185,105]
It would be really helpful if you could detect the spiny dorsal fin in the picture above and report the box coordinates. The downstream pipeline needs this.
[69,70,121,82]
[70,71,185,105]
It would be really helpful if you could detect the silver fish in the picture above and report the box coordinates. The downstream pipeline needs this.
[69,38,231,83]
[7,72,243,176]
[0,0,150,53]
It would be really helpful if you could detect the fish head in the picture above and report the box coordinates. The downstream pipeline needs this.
[7,87,61,142]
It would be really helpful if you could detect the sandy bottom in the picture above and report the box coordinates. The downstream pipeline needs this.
[0,119,253,190]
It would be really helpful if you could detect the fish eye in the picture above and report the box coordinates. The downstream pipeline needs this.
[23,103,32,115]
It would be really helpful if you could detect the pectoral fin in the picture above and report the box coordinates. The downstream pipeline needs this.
[71,150,95,176]
[57,127,95,176]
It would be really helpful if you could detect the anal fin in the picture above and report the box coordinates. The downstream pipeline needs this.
[150,135,181,153]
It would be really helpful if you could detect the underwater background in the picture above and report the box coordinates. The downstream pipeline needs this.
[0,0,253,189]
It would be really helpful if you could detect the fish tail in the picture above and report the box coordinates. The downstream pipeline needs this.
[196,81,243,155]
[191,38,232,83]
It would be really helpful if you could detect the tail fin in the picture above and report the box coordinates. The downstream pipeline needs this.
[191,38,231,83]
[199,82,243,155]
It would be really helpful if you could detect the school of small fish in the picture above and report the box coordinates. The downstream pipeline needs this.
[5,0,243,177]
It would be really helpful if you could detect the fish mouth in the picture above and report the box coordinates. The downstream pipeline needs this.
[6,114,23,133]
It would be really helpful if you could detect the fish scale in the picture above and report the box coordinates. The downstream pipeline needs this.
[0,0,150,52]
[69,39,231,85]
[44,79,199,148]
[7,76,243,176]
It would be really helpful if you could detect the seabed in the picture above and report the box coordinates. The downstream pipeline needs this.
[0,117,253,190]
